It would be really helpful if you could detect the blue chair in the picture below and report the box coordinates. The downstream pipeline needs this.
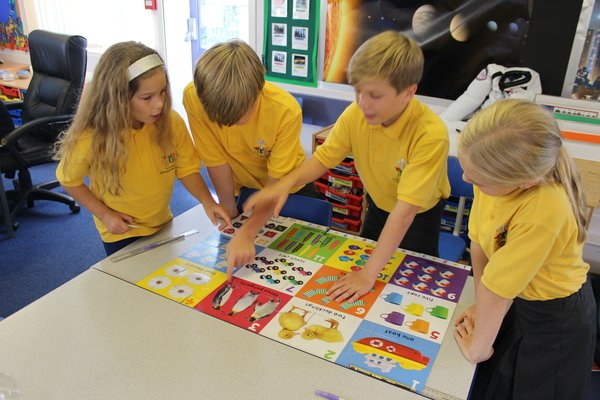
[237,187,333,227]
[438,156,474,262]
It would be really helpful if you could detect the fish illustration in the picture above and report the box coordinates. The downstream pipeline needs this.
[212,283,233,310]
[249,298,280,322]
[229,291,260,316]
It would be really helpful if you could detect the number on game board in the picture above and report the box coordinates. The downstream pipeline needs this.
[248,322,261,332]
[324,350,336,360]
[354,307,366,315]
[448,293,456,300]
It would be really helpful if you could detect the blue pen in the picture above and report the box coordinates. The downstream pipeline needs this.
[315,389,349,400]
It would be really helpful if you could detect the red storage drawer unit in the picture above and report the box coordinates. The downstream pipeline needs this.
[321,170,363,195]
[312,125,367,234]
[315,181,363,207]
[331,216,362,232]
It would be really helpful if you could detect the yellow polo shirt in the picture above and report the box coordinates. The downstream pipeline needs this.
[56,110,200,242]
[313,98,450,212]
[183,81,305,194]
[469,184,589,300]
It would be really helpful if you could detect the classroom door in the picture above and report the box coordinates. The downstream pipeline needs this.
[189,0,258,65]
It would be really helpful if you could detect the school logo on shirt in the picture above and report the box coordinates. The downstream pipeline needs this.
[254,138,271,158]
[393,158,406,182]
[494,223,508,248]
[160,151,177,174]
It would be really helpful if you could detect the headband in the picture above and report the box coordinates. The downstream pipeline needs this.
[127,54,164,81]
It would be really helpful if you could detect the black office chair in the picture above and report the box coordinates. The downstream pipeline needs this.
[237,187,333,227]
[0,30,87,237]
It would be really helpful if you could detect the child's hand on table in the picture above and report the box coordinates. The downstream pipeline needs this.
[325,268,376,303]
[204,202,232,231]
[454,305,475,327]
[226,232,256,280]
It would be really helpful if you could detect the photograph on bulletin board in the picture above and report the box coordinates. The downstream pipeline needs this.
[323,0,531,100]
[264,0,320,87]
[0,0,27,51]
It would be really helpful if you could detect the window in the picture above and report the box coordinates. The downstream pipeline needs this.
[197,0,250,50]
[29,0,161,54]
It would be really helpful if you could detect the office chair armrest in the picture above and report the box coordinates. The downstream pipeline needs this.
[0,114,74,148]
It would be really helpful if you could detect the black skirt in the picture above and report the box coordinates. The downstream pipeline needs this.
[471,279,597,400]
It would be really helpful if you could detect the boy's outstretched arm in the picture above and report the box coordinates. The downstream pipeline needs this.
[227,157,329,280]
[326,200,420,302]
[225,197,278,280]
[243,156,329,215]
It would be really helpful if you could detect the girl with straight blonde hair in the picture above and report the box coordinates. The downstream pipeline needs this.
[453,99,595,399]
[56,41,231,255]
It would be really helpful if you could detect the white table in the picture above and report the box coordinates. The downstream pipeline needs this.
[0,268,432,400]
[92,205,476,400]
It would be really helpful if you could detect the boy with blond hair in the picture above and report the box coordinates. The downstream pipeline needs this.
[229,31,450,302]
[183,39,319,220]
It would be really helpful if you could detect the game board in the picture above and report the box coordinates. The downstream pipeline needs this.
[137,213,471,394]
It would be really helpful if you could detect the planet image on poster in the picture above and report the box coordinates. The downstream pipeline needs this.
[450,13,469,42]
[412,4,437,39]
[486,20,498,32]
[323,0,361,83]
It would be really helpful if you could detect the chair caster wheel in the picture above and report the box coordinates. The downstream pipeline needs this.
[70,204,81,213]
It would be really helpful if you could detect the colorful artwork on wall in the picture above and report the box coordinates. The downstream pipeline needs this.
[0,0,27,51]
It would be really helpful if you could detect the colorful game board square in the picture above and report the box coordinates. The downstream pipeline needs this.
[137,258,226,306]
[234,248,321,295]
[335,320,440,393]
[328,238,404,282]
[390,255,470,303]
[195,277,292,333]
[259,297,362,362]
[295,265,385,318]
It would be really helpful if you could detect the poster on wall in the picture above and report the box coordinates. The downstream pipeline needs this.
[323,0,531,100]
[0,0,27,51]
[264,0,320,87]
[562,0,600,101]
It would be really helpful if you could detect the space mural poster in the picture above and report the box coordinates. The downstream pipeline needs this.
[324,0,531,100]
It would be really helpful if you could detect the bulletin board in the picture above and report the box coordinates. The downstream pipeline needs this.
[263,0,320,87]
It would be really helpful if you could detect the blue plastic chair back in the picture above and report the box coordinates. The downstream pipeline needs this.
[237,187,333,227]
[438,156,474,262]
[447,156,474,199]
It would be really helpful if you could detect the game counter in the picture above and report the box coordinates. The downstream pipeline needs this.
[94,204,476,399]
